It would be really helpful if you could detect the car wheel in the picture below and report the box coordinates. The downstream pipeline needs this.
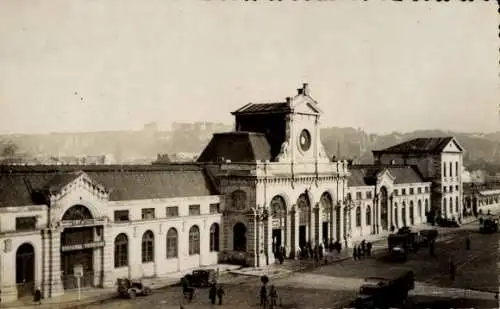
[143,287,152,296]
[129,290,136,299]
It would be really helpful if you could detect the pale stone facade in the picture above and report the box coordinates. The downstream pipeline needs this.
[0,168,222,304]
[0,83,465,304]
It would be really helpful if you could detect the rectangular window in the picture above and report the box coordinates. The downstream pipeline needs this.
[443,186,447,193]
[402,189,406,195]
[114,210,130,222]
[356,192,362,200]
[393,189,399,196]
[141,208,155,220]
[417,187,422,194]
[189,205,201,216]
[409,188,414,195]
[209,203,220,214]
[166,206,179,217]
[366,191,372,199]
[455,162,458,177]
[455,185,459,191]
[16,217,37,231]
[449,185,453,193]
[425,187,429,193]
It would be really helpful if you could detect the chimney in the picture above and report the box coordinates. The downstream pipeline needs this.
[286,97,291,104]
[302,83,309,96]
[297,88,303,95]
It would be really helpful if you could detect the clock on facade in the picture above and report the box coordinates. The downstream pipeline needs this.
[299,129,311,152]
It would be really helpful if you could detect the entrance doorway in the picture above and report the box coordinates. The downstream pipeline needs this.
[322,222,329,244]
[299,226,306,248]
[16,243,35,298]
[61,249,94,290]
[272,229,282,254]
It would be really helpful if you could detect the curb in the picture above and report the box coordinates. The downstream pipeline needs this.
[0,268,241,309]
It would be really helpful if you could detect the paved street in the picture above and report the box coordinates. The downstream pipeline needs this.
[79,219,499,309]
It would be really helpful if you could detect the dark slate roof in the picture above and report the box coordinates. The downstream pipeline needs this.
[348,164,425,187]
[0,164,218,207]
[197,132,272,163]
[44,171,83,194]
[231,103,291,115]
[373,137,457,154]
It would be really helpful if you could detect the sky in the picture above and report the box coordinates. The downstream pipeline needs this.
[0,0,498,135]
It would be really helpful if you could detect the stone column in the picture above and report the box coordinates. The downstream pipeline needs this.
[245,212,257,267]
[309,207,315,245]
[339,206,344,244]
[41,229,51,299]
[102,224,115,287]
[285,211,291,256]
[291,206,299,259]
[329,206,335,243]
[49,228,63,298]
[264,213,274,266]
[316,205,323,245]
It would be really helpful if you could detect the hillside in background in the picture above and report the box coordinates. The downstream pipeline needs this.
[2,124,500,173]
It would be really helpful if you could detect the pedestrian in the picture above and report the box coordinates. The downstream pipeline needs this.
[34,288,42,305]
[466,234,471,250]
[357,246,363,259]
[209,284,217,305]
[216,285,225,305]
[366,242,372,257]
[260,284,268,308]
[353,245,358,260]
[269,285,278,309]
[361,240,366,257]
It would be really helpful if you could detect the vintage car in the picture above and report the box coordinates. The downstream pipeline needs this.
[350,269,415,309]
[182,269,217,287]
[437,217,460,227]
[117,278,152,299]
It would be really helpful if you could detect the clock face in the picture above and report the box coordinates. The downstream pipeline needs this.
[299,129,311,152]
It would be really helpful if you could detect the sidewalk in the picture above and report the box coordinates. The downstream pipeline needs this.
[0,264,242,309]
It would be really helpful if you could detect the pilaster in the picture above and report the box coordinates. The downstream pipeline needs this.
[285,212,291,255]
[245,213,257,267]
[315,205,323,245]
[264,214,274,265]
[102,225,115,288]
[49,228,63,298]
[309,207,315,245]
[339,206,344,243]
[41,229,51,299]
[291,206,299,259]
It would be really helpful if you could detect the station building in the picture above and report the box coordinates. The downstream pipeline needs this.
[0,83,463,304]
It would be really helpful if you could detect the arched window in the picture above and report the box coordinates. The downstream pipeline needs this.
[394,202,399,227]
[114,233,128,268]
[355,206,361,227]
[417,200,422,218]
[233,222,247,252]
[455,196,459,213]
[189,225,200,255]
[166,228,178,259]
[365,205,371,226]
[449,197,453,214]
[210,223,219,252]
[409,201,414,225]
[402,202,407,226]
[141,230,154,263]
[425,199,429,213]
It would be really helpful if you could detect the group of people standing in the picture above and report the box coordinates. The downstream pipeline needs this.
[352,239,373,260]
[181,278,225,306]
[260,277,279,309]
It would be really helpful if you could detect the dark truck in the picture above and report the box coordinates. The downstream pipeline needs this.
[479,216,499,234]
[387,227,422,261]
[350,269,415,309]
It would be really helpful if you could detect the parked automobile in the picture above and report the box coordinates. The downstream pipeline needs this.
[117,278,152,299]
[480,217,499,233]
[182,269,217,287]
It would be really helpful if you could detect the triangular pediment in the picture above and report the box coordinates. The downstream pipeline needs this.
[442,138,463,153]
[290,95,322,115]
[45,171,109,201]
[376,168,396,182]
